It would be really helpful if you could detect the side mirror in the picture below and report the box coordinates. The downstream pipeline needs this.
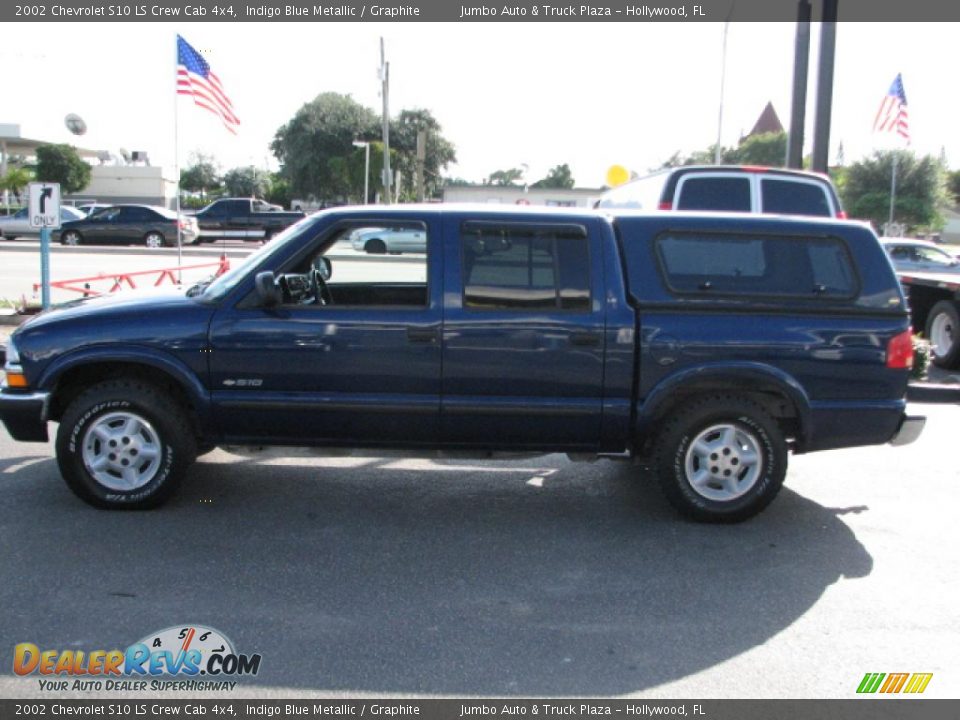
[255,271,281,307]
[313,256,332,281]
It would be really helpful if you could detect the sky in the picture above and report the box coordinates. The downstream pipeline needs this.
[2,21,956,188]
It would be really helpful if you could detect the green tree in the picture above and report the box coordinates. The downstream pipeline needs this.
[947,169,960,206]
[35,144,91,194]
[265,172,292,209]
[271,93,380,203]
[657,132,788,170]
[390,109,458,201]
[531,163,575,189]
[729,132,787,166]
[842,150,948,233]
[0,166,33,204]
[485,168,524,186]
[223,166,269,198]
[180,153,221,200]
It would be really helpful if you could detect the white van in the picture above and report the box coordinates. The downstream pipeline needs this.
[596,165,846,219]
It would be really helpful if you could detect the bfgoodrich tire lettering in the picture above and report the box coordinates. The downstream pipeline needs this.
[655,395,788,523]
[55,380,196,509]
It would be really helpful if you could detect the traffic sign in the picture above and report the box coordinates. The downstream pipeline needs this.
[28,182,61,229]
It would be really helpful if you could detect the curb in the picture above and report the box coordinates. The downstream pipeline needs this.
[906,382,960,404]
[0,313,25,327]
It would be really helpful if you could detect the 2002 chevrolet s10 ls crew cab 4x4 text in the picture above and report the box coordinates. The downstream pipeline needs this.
[0,206,924,521]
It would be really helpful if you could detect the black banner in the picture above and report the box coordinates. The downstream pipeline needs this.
[4,0,960,22]
[0,700,958,720]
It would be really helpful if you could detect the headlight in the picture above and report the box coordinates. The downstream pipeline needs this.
[3,335,28,388]
[4,335,19,368]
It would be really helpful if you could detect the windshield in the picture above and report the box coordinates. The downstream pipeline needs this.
[198,214,321,302]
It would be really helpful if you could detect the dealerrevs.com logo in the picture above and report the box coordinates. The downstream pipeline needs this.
[13,625,261,692]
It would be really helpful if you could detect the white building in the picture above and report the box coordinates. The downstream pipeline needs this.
[442,185,602,208]
[70,165,177,208]
[1,123,174,209]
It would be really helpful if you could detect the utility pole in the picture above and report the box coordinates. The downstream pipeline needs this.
[714,19,730,165]
[415,130,426,202]
[811,0,838,173]
[786,0,811,169]
[380,37,391,204]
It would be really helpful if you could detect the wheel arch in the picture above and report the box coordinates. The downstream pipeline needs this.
[39,350,212,438]
[636,363,813,454]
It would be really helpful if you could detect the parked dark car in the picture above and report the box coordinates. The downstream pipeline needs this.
[54,205,199,248]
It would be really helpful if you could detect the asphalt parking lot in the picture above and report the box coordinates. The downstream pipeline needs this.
[0,401,956,699]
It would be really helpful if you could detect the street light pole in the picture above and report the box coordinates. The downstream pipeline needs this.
[353,140,371,204]
[380,37,391,204]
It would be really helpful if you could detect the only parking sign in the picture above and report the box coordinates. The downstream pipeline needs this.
[28,182,61,229]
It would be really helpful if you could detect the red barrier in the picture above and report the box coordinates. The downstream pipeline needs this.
[33,254,230,297]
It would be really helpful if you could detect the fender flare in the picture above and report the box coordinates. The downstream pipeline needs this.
[37,346,211,422]
[636,362,813,450]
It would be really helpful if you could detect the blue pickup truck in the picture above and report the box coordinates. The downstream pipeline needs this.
[0,206,924,521]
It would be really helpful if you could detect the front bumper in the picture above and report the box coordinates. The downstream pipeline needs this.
[0,389,51,442]
[889,414,926,447]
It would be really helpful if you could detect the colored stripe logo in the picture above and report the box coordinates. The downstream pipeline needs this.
[857,672,933,694]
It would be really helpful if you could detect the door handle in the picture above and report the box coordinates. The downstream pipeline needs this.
[407,327,438,343]
[570,331,601,347]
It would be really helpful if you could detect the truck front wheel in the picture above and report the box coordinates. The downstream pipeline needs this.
[655,395,787,523]
[55,380,197,509]
[925,301,960,369]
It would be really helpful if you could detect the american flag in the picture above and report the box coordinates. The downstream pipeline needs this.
[873,73,909,144]
[176,35,240,134]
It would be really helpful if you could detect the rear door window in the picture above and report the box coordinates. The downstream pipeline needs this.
[461,223,591,311]
[761,178,833,217]
[675,177,752,212]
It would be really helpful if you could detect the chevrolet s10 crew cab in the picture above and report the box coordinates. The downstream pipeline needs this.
[0,206,925,521]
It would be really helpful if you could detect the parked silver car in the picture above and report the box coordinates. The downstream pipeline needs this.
[881,238,960,275]
[350,227,426,254]
[0,206,86,240]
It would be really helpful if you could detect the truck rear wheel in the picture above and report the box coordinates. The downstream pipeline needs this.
[55,380,197,509]
[925,301,960,369]
[654,395,787,523]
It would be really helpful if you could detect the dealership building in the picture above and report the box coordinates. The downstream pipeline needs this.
[0,123,176,209]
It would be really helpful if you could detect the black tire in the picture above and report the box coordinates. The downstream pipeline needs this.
[925,301,960,369]
[654,395,788,523]
[61,230,82,246]
[263,229,274,243]
[55,379,197,509]
[365,238,387,254]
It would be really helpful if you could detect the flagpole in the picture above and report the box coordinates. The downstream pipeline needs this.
[174,34,183,282]
[889,151,898,228]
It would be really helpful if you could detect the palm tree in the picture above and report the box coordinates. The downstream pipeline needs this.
[1,166,33,206]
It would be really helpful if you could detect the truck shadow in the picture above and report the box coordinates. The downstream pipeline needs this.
[0,453,872,696]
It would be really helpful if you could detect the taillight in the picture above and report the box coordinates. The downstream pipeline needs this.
[886,330,914,369]
[836,210,848,219]
[658,200,673,210]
